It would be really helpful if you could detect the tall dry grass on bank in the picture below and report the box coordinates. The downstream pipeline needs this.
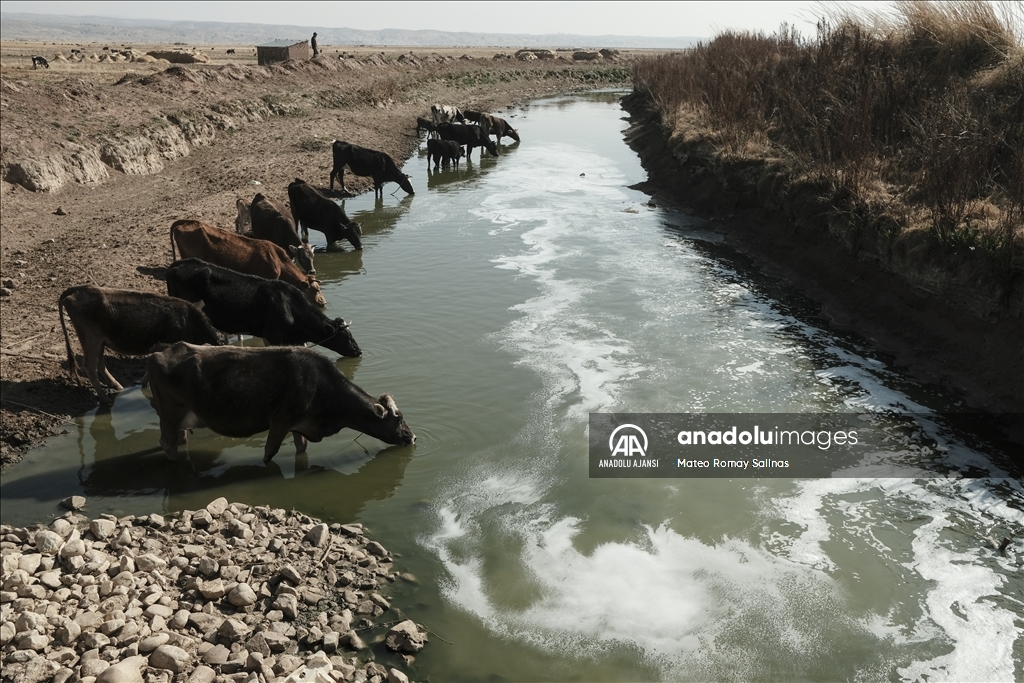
[634,1,1023,273]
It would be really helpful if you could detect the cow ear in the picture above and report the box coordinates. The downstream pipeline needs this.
[372,403,387,419]
[288,245,299,255]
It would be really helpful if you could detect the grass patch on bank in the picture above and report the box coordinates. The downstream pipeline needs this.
[634,0,1023,283]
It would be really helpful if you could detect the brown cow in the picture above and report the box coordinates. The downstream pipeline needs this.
[59,285,223,404]
[170,220,326,307]
[479,113,521,146]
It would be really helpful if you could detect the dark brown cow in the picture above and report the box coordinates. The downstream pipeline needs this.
[249,194,316,275]
[287,179,363,250]
[479,113,521,145]
[170,220,326,307]
[59,285,222,403]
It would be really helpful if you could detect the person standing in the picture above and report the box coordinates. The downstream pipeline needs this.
[311,32,319,57]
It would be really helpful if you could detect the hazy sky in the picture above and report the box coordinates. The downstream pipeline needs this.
[1,1,897,37]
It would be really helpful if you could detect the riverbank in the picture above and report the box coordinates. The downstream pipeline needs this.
[621,90,1024,424]
[0,47,631,468]
[0,497,428,683]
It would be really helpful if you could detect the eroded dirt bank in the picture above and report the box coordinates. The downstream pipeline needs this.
[621,92,1023,427]
[0,51,630,468]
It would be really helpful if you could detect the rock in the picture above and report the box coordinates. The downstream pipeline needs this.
[38,569,62,589]
[199,578,226,600]
[17,632,50,651]
[279,565,303,585]
[18,553,42,573]
[219,617,251,640]
[135,554,166,572]
[187,612,223,633]
[149,644,191,673]
[59,537,85,559]
[19,658,60,683]
[385,620,427,653]
[206,498,229,516]
[322,630,339,653]
[169,609,189,629]
[187,665,216,683]
[144,604,173,619]
[387,670,409,683]
[81,659,111,677]
[343,631,367,651]
[305,524,330,547]
[273,593,298,620]
[59,496,87,511]
[227,583,257,607]
[203,644,229,665]
[197,557,219,578]
[34,530,63,555]
[89,519,116,540]
[365,541,388,557]
[191,510,212,527]
[0,621,17,645]
[96,656,147,683]
[138,633,170,652]
[261,631,290,653]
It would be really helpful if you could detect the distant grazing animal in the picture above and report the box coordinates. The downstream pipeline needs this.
[416,116,437,138]
[430,104,465,127]
[287,178,363,250]
[146,342,416,462]
[479,113,521,145]
[249,193,315,274]
[226,49,236,54]
[170,220,326,307]
[166,259,359,357]
[427,138,464,169]
[329,141,414,199]
[31,56,49,69]
[437,122,498,159]
[59,285,222,404]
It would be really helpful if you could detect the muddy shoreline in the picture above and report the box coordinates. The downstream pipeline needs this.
[621,92,1023,437]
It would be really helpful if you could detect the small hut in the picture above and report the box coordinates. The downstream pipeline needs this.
[256,39,310,65]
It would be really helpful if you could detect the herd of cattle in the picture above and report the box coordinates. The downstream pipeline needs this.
[57,103,520,464]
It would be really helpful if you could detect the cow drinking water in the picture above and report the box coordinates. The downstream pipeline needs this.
[249,193,316,275]
[329,141,414,199]
[146,342,416,462]
[287,178,363,250]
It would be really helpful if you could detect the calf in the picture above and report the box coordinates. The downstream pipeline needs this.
[59,285,222,404]
[479,113,521,145]
[329,141,414,199]
[427,138,464,169]
[147,342,416,462]
[437,122,499,159]
[166,259,360,357]
[250,193,315,274]
[287,178,363,250]
[416,116,437,138]
[32,56,49,69]
[170,220,326,307]
[430,104,465,126]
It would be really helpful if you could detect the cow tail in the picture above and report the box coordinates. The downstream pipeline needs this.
[58,292,80,383]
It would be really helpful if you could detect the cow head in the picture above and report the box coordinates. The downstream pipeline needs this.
[235,198,251,234]
[507,127,521,143]
[397,174,414,195]
[343,221,363,250]
[485,139,499,157]
[369,394,416,445]
[288,243,316,275]
[321,317,361,357]
[303,277,327,307]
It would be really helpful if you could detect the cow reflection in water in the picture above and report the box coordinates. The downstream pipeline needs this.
[342,194,413,241]
[78,416,415,522]
[425,163,476,191]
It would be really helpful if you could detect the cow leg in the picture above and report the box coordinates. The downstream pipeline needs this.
[293,431,308,454]
[96,344,123,391]
[81,337,113,403]
[263,421,290,463]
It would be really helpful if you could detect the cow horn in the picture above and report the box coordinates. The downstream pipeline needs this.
[381,394,399,417]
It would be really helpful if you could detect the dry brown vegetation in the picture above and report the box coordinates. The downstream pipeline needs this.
[633,1,1023,298]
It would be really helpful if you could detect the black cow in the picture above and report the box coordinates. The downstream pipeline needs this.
[416,117,437,138]
[250,193,315,275]
[287,178,363,250]
[329,141,414,199]
[437,122,499,158]
[427,139,464,169]
[146,342,415,462]
[59,285,223,404]
[32,56,49,69]
[165,259,360,357]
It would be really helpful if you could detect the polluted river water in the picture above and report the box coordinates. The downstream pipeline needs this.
[2,91,1022,682]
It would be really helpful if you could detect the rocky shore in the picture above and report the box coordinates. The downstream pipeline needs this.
[0,498,428,683]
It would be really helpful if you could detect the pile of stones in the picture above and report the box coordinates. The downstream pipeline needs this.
[0,498,429,683]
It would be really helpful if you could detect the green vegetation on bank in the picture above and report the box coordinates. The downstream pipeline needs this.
[633,1,1022,298]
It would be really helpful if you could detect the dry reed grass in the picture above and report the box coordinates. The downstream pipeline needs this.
[634,0,1023,271]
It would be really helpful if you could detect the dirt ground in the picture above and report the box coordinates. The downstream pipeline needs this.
[0,43,632,468]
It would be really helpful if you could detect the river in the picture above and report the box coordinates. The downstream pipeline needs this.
[2,91,1021,682]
